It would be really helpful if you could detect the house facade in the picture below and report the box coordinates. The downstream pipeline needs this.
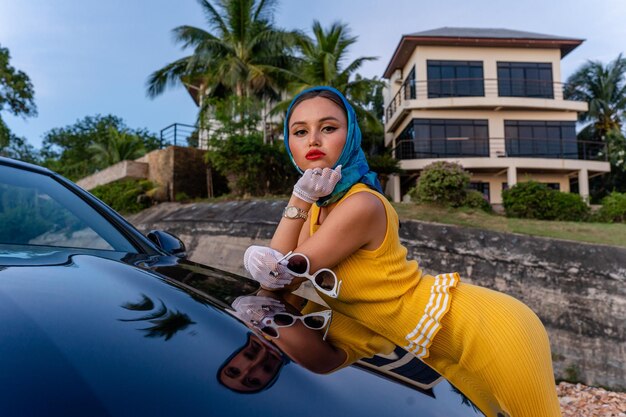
[382,27,611,204]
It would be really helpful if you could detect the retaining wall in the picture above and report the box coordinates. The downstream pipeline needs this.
[128,200,626,389]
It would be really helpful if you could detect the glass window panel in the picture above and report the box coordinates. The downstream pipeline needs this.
[532,125,547,140]
[445,125,461,139]
[460,125,474,139]
[519,126,533,140]
[415,124,430,139]
[441,66,455,79]
[431,125,445,140]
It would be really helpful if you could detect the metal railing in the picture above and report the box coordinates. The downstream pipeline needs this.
[385,78,580,122]
[393,137,607,161]
[159,123,198,148]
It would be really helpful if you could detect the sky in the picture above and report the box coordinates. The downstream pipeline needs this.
[1,0,625,149]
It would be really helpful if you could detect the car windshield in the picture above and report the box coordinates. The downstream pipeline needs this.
[0,164,137,253]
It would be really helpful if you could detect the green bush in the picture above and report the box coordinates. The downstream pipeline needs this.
[206,134,297,197]
[91,179,156,214]
[503,181,589,221]
[551,192,590,221]
[597,192,626,222]
[462,190,493,212]
[411,161,470,207]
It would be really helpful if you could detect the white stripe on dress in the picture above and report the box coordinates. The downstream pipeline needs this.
[404,273,459,359]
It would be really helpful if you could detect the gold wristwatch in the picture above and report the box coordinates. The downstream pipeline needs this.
[283,206,308,220]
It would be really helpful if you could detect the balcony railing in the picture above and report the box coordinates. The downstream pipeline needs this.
[385,78,579,122]
[393,137,607,161]
[159,123,198,148]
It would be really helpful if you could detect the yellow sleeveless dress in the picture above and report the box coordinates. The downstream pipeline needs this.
[309,183,562,417]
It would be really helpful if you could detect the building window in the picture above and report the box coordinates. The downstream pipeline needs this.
[404,66,416,100]
[497,62,554,98]
[396,119,489,159]
[504,121,577,158]
[427,60,484,98]
[469,182,490,201]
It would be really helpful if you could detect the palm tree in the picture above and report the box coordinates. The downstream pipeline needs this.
[564,54,626,198]
[146,0,299,108]
[564,54,626,140]
[276,21,382,129]
[89,128,146,168]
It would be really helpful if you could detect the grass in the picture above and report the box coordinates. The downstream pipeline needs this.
[391,203,626,248]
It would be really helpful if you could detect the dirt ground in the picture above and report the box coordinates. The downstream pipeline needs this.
[557,382,625,416]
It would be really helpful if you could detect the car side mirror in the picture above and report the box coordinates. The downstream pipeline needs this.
[147,230,187,258]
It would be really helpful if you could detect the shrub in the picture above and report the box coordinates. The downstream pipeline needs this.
[91,179,156,214]
[551,192,590,221]
[412,161,470,207]
[503,181,554,219]
[205,134,298,197]
[175,192,190,202]
[503,181,589,221]
[462,190,493,212]
[597,192,626,222]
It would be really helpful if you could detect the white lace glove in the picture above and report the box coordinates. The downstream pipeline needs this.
[292,165,342,203]
[231,295,286,327]
[243,245,293,289]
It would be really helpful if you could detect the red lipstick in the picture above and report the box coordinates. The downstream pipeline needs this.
[305,149,326,160]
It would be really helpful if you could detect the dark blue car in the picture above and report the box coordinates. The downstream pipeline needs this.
[0,156,496,416]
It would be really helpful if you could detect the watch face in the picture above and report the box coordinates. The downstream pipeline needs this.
[286,206,298,218]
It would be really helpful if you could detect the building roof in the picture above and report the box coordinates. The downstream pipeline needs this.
[383,27,585,78]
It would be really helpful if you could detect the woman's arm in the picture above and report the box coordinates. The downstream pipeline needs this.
[270,195,312,255]
[292,191,387,272]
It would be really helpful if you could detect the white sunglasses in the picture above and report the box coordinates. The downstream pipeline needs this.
[278,252,342,299]
[260,310,332,340]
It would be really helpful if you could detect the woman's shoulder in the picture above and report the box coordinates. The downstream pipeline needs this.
[334,186,386,222]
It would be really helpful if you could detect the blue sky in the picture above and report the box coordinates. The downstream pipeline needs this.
[1,0,625,149]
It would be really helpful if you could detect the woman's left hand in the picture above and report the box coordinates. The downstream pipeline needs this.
[293,165,342,203]
[230,295,286,327]
[244,245,294,289]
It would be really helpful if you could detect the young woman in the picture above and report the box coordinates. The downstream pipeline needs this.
[243,86,562,417]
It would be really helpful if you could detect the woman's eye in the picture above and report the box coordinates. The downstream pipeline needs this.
[322,126,337,133]
[293,129,307,137]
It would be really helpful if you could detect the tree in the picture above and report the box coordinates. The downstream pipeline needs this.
[41,115,159,180]
[564,55,626,197]
[279,21,381,122]
[564,54,626,140]
[88,127,147,168]
[146,0,299,105]
[0,44,37,157]
[291,21,377,95]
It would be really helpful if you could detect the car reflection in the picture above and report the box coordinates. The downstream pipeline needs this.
[119,294,196,341]
[218,332,287,393]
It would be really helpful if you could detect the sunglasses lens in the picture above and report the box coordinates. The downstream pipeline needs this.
[286,254,308,275]
[260,326,278,338]
[303,315,325,329]
[272,313,295,327]
[315,270,336,291]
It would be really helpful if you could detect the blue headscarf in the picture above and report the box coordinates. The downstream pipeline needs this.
[283,86,382,207]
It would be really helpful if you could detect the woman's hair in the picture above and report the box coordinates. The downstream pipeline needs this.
[286,89,348,125]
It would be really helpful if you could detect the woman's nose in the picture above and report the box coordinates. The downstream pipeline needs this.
[308,130,321,146]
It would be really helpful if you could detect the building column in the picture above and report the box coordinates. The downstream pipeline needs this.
[579,168,589,202]
[390,174,401,202]
[507,166,517,188]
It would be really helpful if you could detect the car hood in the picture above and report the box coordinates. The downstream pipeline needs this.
[0,254,485,417]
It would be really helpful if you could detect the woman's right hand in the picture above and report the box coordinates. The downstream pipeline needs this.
[292,165,342,203]
[243,245,293,289]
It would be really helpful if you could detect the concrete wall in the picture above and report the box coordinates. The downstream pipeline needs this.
[136,146,209,201]
[128,200,626,389]
[76,160,148,191]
